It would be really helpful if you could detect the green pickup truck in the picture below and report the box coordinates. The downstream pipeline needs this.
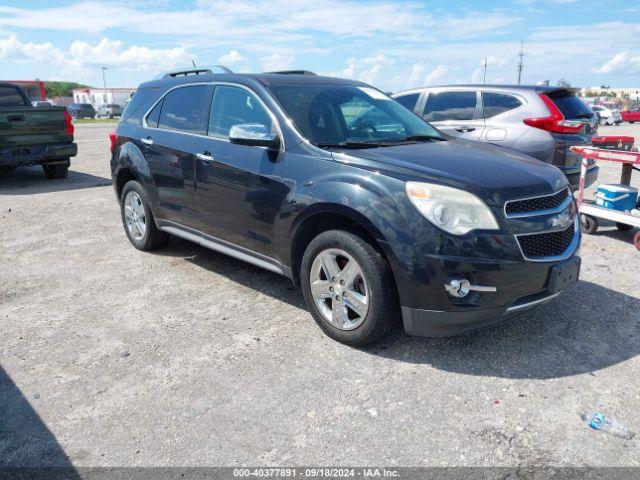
[0,82,77,178]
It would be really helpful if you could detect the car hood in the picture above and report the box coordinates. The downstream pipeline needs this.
[331,139,568,206]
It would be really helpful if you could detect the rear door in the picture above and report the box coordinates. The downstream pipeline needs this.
[140,84,213,227]
[480,91,525,146]
[421,90,484,141]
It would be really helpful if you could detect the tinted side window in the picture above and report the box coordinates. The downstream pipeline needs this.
[395,93,419,111]
[423,91,477,122]
[146,100,163,128]
[208,86,272,139]
[158,85,213,134]
[482,92,522,119]
[0,86,27,107]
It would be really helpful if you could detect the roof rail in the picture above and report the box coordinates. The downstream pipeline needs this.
[265,70,317,76]
[162,65,232,79]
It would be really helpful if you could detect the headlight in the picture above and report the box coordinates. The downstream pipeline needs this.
[405,182,499,235]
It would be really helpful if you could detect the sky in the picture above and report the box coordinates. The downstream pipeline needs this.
[0,0,638,91]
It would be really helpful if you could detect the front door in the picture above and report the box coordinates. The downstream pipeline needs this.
[193,84,288,259]
[422,90,485,141]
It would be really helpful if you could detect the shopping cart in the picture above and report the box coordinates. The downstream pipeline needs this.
[570,144,640,251]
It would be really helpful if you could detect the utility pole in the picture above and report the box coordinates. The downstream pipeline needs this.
[517,41,525,85]
[482,57,488,84]
[101,66,108,90]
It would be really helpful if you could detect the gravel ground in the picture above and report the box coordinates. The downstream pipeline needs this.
[1,123,639,468]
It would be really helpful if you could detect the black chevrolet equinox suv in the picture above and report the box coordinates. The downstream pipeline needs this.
[110,68,581,345]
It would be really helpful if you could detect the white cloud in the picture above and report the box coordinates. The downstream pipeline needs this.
[425,64,448,85]
[331,55,394,85]
[218,49,247,65]
[0,34,191,73]
[259,53,295,72]
[596,51,640,74]
[405,63,448,88]
[0,2,521,45]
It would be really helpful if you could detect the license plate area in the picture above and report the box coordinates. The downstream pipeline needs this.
[547,257,580,294]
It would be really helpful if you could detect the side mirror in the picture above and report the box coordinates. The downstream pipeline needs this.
[229,123,280,150]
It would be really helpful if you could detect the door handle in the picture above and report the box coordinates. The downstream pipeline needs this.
[7,114,25,122]
[196,152,215,163]
[455,126,475,133]
[140,137,154,146]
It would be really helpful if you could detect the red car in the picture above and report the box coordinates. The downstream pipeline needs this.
[621,108,640,123]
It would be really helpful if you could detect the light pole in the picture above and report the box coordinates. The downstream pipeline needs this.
[482,57,488,84]
[101,66,108,106]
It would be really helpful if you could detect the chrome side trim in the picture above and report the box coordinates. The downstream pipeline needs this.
[505,291,561,313]
[514,216,580,263]
[506,195,572,219]
[159,224,285,276]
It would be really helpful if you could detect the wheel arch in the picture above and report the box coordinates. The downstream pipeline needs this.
[288,203,397,286]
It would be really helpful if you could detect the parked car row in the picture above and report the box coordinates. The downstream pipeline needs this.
[109,68,583,345]
[66,102,124,119]
[622,108,640,123]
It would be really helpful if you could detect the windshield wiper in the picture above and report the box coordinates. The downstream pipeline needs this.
[316,141,382,149]
[395,134,446,142]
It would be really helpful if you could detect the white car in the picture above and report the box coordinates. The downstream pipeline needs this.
[591,105,622,125]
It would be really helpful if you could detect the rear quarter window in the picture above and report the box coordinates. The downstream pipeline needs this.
[120,87,160,124]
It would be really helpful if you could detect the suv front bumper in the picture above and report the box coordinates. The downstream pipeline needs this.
[396,253,581,337]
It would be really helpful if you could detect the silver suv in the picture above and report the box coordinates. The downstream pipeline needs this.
[393,85,599,189]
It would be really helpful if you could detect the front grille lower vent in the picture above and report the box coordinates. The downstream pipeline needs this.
[517,223,575,260]
[506,188,569,216]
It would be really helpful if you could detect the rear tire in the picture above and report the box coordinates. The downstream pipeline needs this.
[42,163,69,179]
[616,222,633,232]
[634,232,640,251]
[580,214,598,234]
[120,180,168,251]
[300,229,398,345]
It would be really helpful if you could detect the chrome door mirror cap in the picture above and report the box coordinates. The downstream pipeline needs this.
[229,123,280,150]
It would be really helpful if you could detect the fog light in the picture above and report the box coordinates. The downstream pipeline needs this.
[444,277,497,298]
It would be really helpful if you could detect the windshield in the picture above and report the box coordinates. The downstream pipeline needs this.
[270,84,443,147]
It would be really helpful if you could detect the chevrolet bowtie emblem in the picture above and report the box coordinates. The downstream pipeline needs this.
[551,209,574,230]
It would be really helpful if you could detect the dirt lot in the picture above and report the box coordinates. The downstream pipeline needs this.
[1,123,639,468]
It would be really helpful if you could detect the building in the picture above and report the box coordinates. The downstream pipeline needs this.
[581,87,640,101]
[72,87,136,108]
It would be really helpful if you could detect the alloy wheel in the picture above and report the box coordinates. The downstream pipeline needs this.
[124,191,147,241]
[310,248,369,330]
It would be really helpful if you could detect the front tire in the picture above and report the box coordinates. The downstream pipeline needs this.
[120,180,168,251]
[301,230,398,345]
